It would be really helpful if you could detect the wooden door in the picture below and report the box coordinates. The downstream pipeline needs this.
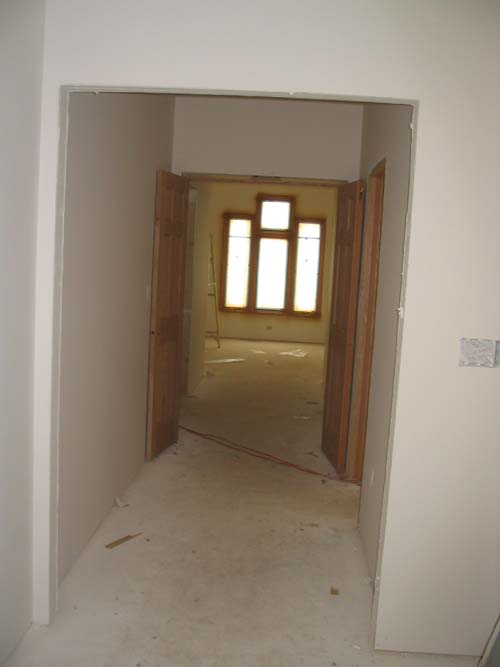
[346,161,385,481]
[322,180,364,474]
[146,171,189,461]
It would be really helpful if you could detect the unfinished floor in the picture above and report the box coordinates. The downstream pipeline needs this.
[7,340,476,666]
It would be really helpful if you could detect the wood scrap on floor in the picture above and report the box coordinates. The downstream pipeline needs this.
[279,348,308,357]
[105,532,143,550]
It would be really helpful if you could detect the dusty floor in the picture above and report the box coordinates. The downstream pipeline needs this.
[7,340,476,667]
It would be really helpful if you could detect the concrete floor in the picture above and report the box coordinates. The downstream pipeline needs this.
[7,340,476,667]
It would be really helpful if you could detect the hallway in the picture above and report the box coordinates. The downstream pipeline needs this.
[7,341,476,666]
[182,339,333,473]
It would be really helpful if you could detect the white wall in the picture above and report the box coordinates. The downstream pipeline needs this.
[172,96,363,180]
[58,93,174,581]
[33,0,500,657]
[0,1,44,661]
[357,104,412,579]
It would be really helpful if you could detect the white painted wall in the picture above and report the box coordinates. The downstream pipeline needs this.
[172,96,363,180]
[58,93,174,581]
[32,0,500,657]
[357,104,412,579]
[0,1,44,661]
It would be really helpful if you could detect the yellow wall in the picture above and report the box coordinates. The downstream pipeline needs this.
[194,181,337,345]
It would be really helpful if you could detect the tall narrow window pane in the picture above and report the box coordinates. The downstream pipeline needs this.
[225,218,251,308]
[294,222,321,312]
[260,200,291,230]
[256,238,288,309]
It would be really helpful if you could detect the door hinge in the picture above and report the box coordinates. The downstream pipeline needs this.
[396,305,404,319]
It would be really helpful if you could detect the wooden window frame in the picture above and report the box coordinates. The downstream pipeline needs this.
[220,194,326,318]
[220,212,255,313]
[294,217,327,317]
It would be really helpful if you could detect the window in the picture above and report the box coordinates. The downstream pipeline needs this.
[224,218,252,308]
[221,195,325,317]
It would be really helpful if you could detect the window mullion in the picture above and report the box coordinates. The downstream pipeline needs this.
[247,217,259,311]
[285,216,298,313]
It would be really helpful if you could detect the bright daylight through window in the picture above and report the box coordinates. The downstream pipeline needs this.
[222,195,324,317]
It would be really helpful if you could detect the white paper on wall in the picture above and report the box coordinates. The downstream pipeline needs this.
[459,338,499,368]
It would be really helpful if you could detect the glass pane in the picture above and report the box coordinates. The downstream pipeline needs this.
[228,218,251,238]
[294,222,321,312]
[260,200,291,230]
[225,218,251,308]
[298,222,321,239]
[256,238,288,310]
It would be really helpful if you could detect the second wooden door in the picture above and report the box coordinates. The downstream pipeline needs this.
[322,180,364,475]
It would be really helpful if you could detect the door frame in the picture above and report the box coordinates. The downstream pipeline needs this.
[33,85,417,626]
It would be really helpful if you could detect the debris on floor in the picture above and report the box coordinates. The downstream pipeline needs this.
[280,348,308,357]
[265,360,274,365]
[294,415,312,420]
[180,424,335,481]
[105,532,143,550]
[306,450,319,458]
[205,358,245,364]
[306,400,319,405]
[113,496,129,508]
[330,586,340,596]
[249,349,265,354]
[165,443,182,456]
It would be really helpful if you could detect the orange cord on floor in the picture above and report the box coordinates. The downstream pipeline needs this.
[179,424,337,481]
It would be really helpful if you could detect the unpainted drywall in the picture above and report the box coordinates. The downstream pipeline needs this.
[357,104,412,578]
[0,0,44,660]
[58,92,174,581]
[172,96,363,181]
[33,0,500,656]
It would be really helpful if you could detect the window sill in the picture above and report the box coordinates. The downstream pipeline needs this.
[220,307,321,320]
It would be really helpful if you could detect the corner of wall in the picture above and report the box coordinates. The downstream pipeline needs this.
[359,104,368,179]
[169,95,181,174]
[159,95,176,171]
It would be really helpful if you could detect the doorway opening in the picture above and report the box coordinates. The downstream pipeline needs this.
[49,90,414,662]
